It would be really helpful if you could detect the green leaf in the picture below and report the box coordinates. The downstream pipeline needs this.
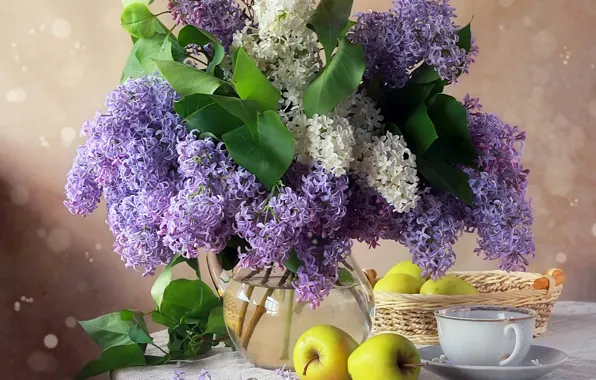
[75,344,146,380]
[222,110,294,189]
[120,309,147,329]
[304,38,366,117]
[121,3,157,39]
[424,139,477,167]
[340,19,357,39]
[307,0,354,62]
[411,64,441,84]
[178,25,224,73]
[205,307,227,335]
[401,103,439,155]
[457,22,472,53]
[426,94,473,142]
[218,245,240,271]
[185,258,201,279]
[232,48,280,111]
[128,324,153,344]
[418,158,473,205]
[208,96,260,128]
[425,94,478,166]
[121,34,177,82]
[151,311,176,328]
[382,82,436,125]
[284,250,304,273]
[160,279,220,320]
[78,313,135,350]
[337,268,354,284]
[174,94,244,136]
[153,60,228,96]
[151,255,186,309]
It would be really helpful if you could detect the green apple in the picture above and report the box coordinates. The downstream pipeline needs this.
[373,273,421,294]
[420,275,478,295]
[348,333,421,380]
[293,324,358,380]
[386,260,429,287]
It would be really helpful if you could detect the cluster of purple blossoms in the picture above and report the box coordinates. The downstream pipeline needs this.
[462,96,535,272]
[161,136,264,257]
[349,0,479,88]
[346,183,402,247]
[284,163,354,306]
[168,0,248,48]
[65,76,187,274]
[235,186,312,270]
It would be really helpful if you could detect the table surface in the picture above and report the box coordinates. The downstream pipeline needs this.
[112,301,596,380]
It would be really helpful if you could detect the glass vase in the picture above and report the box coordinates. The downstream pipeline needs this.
[206,254,375,370]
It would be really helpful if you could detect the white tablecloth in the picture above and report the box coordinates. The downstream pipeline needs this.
[112,301,596,380]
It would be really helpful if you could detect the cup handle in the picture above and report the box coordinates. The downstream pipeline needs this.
[499,323,527,366]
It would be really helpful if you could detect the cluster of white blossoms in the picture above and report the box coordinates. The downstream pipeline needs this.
[233,0,420,212]
[286,112,355,176]
[232,0,321,106]
[353,132,420,212]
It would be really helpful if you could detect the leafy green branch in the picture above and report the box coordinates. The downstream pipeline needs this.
[75,256,228,379]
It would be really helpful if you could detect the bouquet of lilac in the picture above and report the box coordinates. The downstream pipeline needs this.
[65,0,534,377]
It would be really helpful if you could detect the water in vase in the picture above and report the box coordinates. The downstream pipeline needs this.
[223,275,373,370]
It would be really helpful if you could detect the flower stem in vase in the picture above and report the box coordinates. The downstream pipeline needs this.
[293,301,307,315]
[235,269,263,338]
[242,270,291,350]
[236,286,254,337]
[280,285,295,360]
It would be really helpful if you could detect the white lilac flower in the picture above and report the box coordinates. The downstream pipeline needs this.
[335,92,385,158]
[253,0,315,38]
[354,131,419,212]
[232,29,320,106]
[287,113,356,177]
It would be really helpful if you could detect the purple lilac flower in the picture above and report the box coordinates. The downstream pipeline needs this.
[287,162,351,239]
[349,0,478,88]
[173,370,186,380]
[161,135,264,257]
[236,187,312,270]
[198,369,211,380]
[275,364,294,379]
[65,76,188,273]
[64,145,102,216]
[294,233,352,308]
[462,96,535,271]
[168,0,248,48]
[107,183,177,275]
[398,189,465,279]
[346,182,403,247]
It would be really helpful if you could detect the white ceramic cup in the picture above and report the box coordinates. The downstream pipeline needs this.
[435,305,537,367]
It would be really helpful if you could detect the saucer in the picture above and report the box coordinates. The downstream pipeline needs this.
[418,345,567,380]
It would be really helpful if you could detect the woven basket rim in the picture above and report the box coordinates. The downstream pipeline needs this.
[373,270,563,301]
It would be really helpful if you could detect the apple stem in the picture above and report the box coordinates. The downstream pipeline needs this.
[303,355,318,376]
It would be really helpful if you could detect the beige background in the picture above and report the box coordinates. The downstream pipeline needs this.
[1,0,595,379]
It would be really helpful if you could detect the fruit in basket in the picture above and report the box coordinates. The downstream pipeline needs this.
[386,260,429,287]
[293,324,358,380]
[348,333,421,380]
[420,275,478,295]
[373,273,421,294]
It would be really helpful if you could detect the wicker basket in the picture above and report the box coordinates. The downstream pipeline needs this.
[372,270,563,345]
